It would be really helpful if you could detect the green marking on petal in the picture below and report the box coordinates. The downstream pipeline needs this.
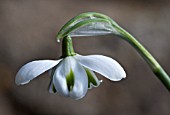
[66,69,74,92]
[48,78,57,93]
[85,68,98,88]
[52,84,57,93]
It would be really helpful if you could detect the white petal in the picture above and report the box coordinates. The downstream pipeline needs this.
[52,59,70,97]
[53,56,88,99]
[15,60,62,85]
[69,59,88,99]
[75,55,126,81]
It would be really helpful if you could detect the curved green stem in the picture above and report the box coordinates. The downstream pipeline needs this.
[114,24,170,91]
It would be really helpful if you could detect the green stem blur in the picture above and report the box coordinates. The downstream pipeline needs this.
[113,23,170,91]
[62,36,76,58]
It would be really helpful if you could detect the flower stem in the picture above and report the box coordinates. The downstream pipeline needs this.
[62,36,76,57]
[114,24,170,91]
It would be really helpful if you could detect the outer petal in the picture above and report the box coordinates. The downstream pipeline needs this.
[15,60,62,85]
[75,55,126,81]
[53,56,88,99]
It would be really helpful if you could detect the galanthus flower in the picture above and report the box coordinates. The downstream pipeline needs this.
[16,36,126,99]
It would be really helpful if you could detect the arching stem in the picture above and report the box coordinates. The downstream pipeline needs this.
[114,24,170,91]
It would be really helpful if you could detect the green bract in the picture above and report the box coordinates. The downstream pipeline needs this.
[57,12,120,40]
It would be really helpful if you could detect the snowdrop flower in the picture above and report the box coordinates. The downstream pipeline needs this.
[15,36,126,99]
[15,11,170,98]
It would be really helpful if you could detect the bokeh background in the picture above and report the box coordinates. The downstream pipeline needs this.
[0,0,170,115]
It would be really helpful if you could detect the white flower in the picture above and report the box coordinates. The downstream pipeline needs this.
[15,54,126,100]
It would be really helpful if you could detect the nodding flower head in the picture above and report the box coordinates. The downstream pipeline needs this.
[15,36,126,100]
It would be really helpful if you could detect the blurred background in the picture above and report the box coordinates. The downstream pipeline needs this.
[0,0,170,115]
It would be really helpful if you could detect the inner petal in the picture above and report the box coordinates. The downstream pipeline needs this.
[53,56,88,99]
[84,68,100,89]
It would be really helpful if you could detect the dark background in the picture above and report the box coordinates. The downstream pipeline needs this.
[0,0,170,115]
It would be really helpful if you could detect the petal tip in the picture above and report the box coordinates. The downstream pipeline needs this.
[15,81,30,85]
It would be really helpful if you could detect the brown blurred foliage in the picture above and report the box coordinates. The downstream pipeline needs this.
[0,0,170,115]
